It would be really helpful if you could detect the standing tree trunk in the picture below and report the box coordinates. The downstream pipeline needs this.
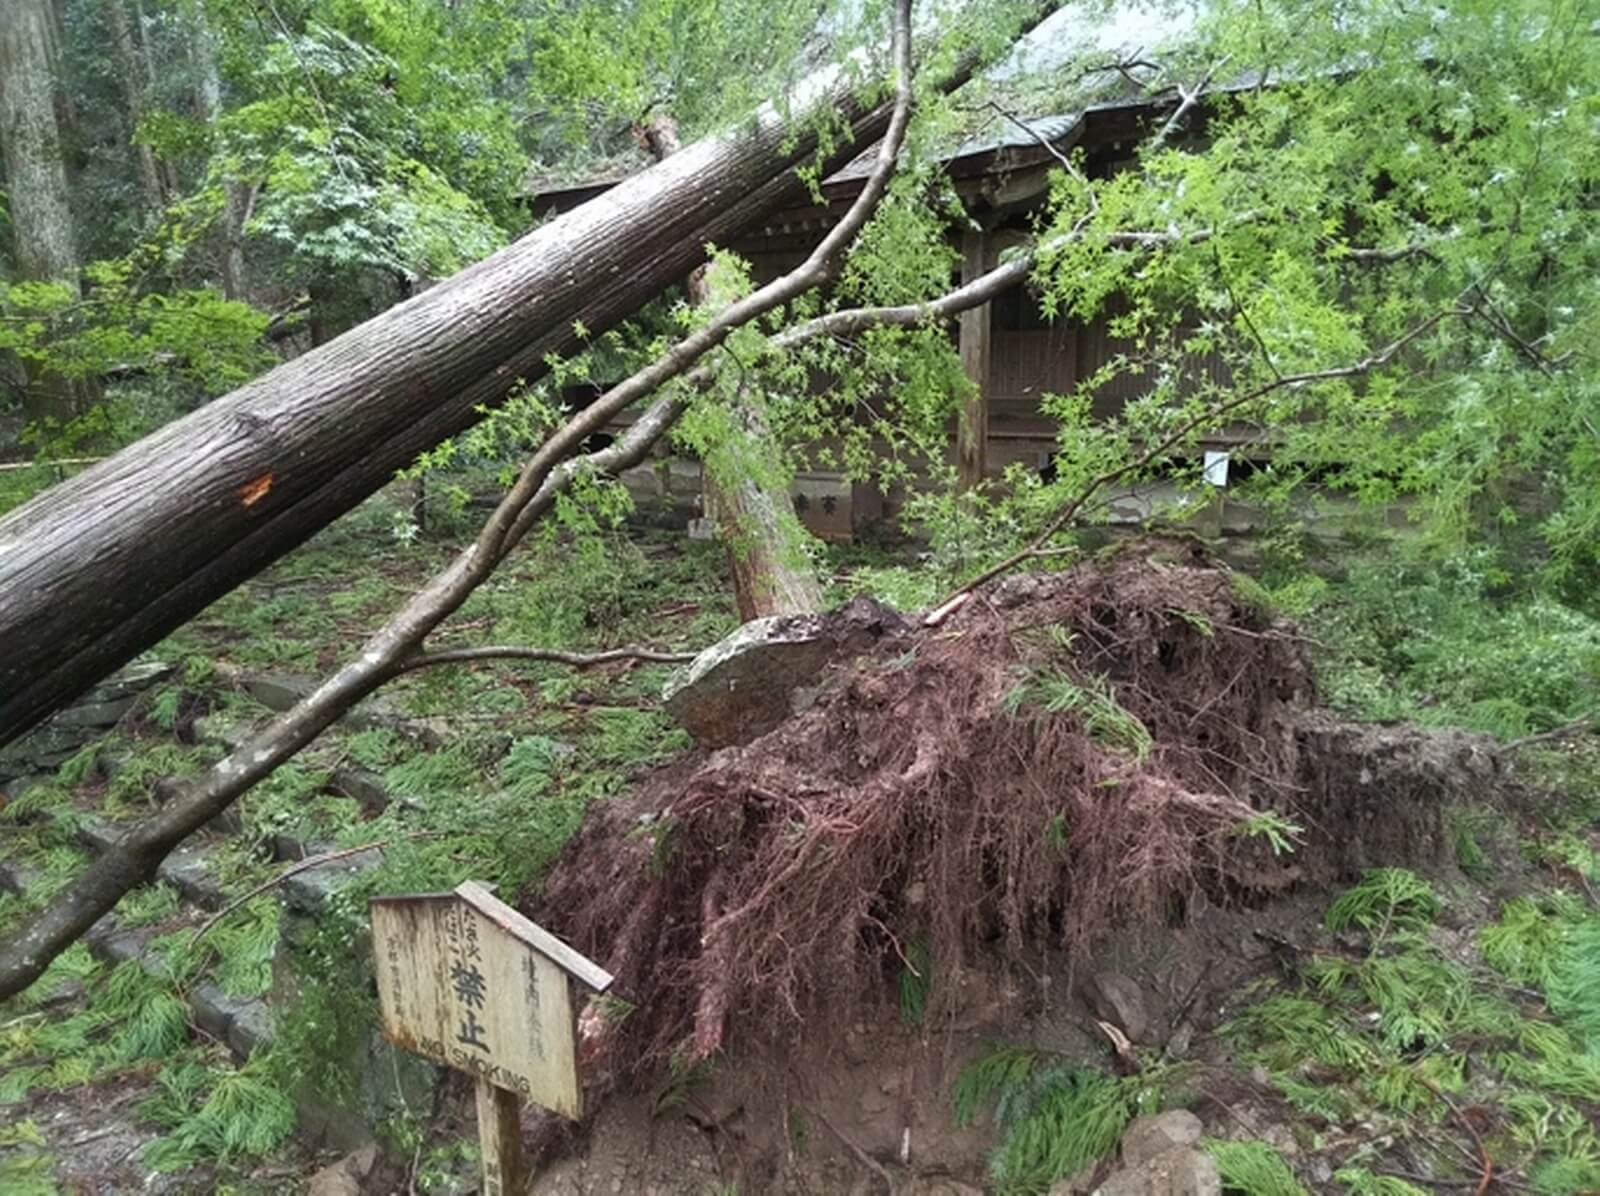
[0,0,96,424]
[639,114,825,621]
[189,18,253,302]
[105,0,165,217]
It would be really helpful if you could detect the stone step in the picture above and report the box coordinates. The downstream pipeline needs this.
[77,818,232,911]
[217,665,448,750]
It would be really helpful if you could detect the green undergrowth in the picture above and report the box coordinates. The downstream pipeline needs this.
[0,485,731,1182]
[951,1046,1171,1194]
[958,864,1600,1196]
[1222,868,1600,1194]
[1259,543,1600,740]
[0,936,297,1178]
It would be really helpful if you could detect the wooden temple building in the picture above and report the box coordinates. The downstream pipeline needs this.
[529,88,1235,540]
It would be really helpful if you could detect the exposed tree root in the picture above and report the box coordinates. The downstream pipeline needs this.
[522,553,1509,1151]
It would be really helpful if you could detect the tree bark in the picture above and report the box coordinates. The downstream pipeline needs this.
[711,423,829,620]
[105,0,166,217]
[0,0,95,423]
[639,113,824,621]
[955,228,992,489]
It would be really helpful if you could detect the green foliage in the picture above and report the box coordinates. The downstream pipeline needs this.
[1235,812,1304,857]
[116,882,181,929]
[1271,550,1600,736]
[140,1055,296,1171]
[953,1047,1154,1194]
[1205,1140,1308,1196]
[1324,869,1440,936]
[897,937,932,1027]
[1334,1168,1429,1196]
[0,1121,56,1196]
[1003,668,1153,760]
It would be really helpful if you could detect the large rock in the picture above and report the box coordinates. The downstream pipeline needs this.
[306,1144,380,1196]
[663,596,909,747]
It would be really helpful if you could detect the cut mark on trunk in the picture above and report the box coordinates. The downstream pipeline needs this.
[238,473,274,507]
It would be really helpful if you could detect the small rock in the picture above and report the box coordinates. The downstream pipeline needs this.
[1260,1124,1299,1157]
[306,1144,380,1196]
[1088,971,1150,1043]
[1096,1146,1220,1196]
[1122,1110,1204,1167]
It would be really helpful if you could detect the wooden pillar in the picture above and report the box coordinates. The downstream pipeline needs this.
[474,1077,525,1196]
[956,229,992,490]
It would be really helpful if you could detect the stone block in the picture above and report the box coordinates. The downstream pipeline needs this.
[1096,1147,1220,1196]
[329,767,390,814]
[158,844,226,909]
[227,999,274,1058]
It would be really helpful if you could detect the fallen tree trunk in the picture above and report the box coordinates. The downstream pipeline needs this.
[0,7,1029,748]
[0,0,923,1002]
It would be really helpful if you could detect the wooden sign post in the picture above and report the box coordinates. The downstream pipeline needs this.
[371,881,613,1195]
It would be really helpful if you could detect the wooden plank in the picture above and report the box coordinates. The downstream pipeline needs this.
[957,229,993,490]
[455,881,614,993]
[475,1079,526,1196]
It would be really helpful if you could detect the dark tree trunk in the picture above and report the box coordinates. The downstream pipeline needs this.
[0,0,96,423]
[0,76,909,747]
[106,0,165,217]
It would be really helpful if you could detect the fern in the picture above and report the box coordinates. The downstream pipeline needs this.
[1481,896,1577,990]
[0,1120,55,1196]
[1224,995,1374,1071]
[1547,919,1600,1048]
[1325,869,1441,936]
[0,781,69,823]
[898,937,932,1027]
[1335,1167,1429,1196]
[1004,669,1153,761]
[953,1047,1146,1193]
[1205,1139,1308,1196]
[141,1057,295,1171]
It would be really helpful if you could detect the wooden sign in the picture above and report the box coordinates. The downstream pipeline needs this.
[371,881,613,1194]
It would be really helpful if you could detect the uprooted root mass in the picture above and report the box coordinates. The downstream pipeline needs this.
[526,552,1504,1082]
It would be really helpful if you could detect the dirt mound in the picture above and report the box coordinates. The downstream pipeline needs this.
[524,554,1505,1094]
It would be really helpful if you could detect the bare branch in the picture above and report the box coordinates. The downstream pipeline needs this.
[387,644,697,677]
[1147,55,1231,152]
[975,99,1077,173]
